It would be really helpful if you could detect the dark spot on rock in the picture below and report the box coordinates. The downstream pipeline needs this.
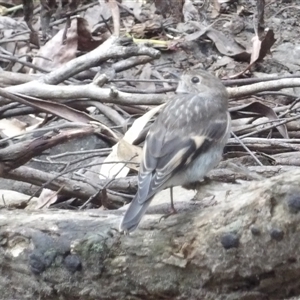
[258,270,275,280]
[64,254,82,273]
[43,250,57,267]
[250,226,261,236]
[288,257,297,263]
[220,233,239,249]
[29,251,46,274]
[270,228,284,241]
[287,194,300,213]
[31,232,55,253]
[55,238,71,256]
[0,235,7,246]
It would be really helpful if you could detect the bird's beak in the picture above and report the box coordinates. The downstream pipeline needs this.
[176,80,189,94]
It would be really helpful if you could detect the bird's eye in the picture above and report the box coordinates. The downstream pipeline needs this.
[191,76,200,83]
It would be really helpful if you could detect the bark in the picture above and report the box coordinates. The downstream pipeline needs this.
[1,169,300,300]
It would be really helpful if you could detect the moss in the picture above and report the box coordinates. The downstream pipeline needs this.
[71,235,111,270]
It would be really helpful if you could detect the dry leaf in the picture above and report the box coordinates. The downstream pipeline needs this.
[230,29,276,78]
[36,188,58,209]
[123,103,165,144]
[99,104,165,179]
[117,139,142,171]
[230,101,289,139]
[0,190,37,209]
[206,28,250,61]
[77,17,103,51]
[98,0,112,21]
[32,18,79,72]
[10,92,104,125]
[250,29,275,64]
[0,15,28,31]
[211,0,221,18]
[182,0,199,22]
[0,118,26,137]
[108,0,120,36]
[84,5,103,28]
[138,63,155,92]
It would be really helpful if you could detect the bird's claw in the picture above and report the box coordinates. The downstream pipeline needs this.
[159,207,177,223]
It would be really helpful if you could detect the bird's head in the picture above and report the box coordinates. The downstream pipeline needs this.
[176,69,227,98]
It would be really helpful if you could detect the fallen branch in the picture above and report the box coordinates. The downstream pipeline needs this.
[1,170,300,299]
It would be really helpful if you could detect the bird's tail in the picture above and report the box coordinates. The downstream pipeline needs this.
[119,195,154,233]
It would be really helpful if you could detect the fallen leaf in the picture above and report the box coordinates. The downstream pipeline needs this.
[97,0,112,21]
[11,92,106,125]
[117,139,142,171]
[211,0,221,18]
[138,63,155,92]
[230,101,289,139]
[0,118,26,137]
[230,29,276,78]
[108,0,120,36]
[77,17,104,52]
[0,88,118,140]
[36,188,58,209]
[99,104,165,179]
[123,103,165,144]
[0,15,27,31]
[206,28,251,61]
[32,18,79,72]
[0,190,38,209]
[250,29,276,65]
[182,0,199,22]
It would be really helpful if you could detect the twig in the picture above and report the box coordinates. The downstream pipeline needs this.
[79,154,137,209]
[0,53,49,73]
[110,79,177,84]
[231,131,263,166]
[49,148,112,159]
[85,101,125,126]
[0,122,92,146]
[228,78,300,99]
[26,160,140,203]
[239,115,300,139]
[223,75,300,87]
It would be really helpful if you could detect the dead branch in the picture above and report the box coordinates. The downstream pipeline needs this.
[1,170,300,299]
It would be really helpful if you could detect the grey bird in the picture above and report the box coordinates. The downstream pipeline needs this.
[119,69,231,233]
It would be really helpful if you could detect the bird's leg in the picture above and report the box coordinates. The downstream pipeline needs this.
[169,187,177,214]
[159,187,177,223]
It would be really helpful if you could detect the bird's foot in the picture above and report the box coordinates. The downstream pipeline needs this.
[159,207,177,223]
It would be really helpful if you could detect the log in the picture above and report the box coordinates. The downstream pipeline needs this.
[1,169,300,300]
